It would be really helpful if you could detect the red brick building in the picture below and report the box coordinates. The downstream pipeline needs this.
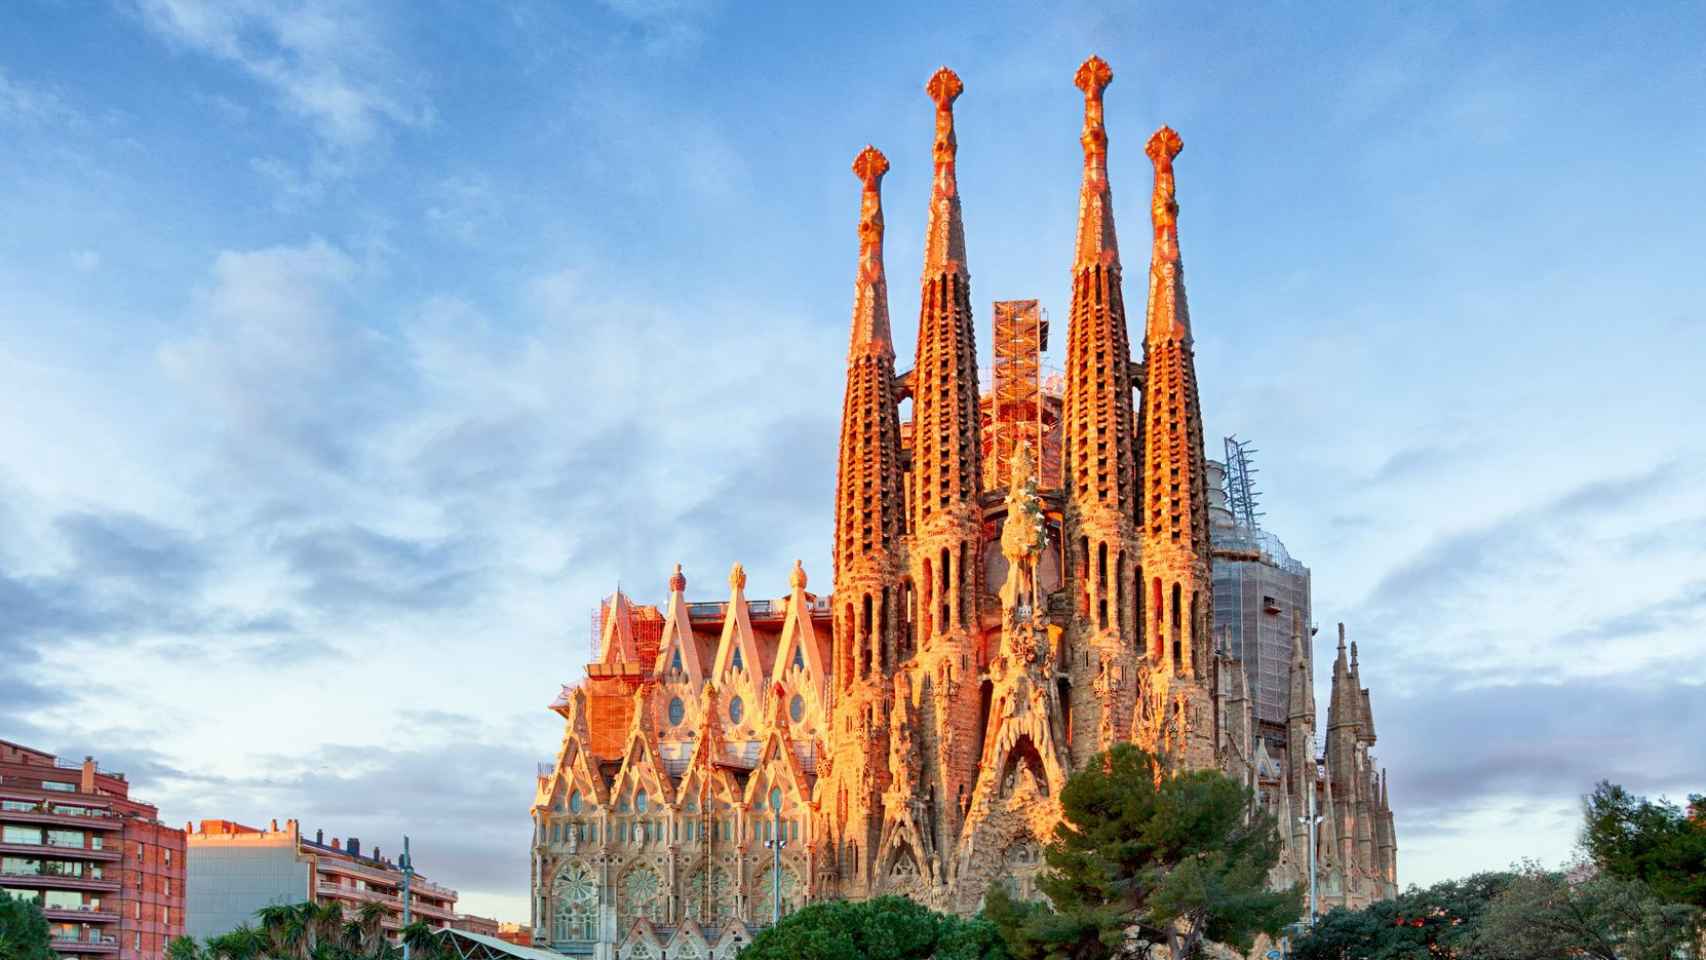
[0,740,185,960]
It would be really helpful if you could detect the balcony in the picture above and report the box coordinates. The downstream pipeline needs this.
[314,857,406,888]
[0,807,123,831]
[317,882,400,907]
[407,899,457,921]
[0,872,121,893]
[43,906,120,924]
[0,841,121,862]
[49,936,119,954]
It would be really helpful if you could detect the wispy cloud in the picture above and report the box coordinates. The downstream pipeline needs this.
[131,0,431,149]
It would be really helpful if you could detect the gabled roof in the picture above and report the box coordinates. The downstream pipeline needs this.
[770,561,826,690]
[653,564,705,685]
[430,928,561,960]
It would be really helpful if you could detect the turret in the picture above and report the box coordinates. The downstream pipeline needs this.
[827,145,907,895]
[908,66,984,653]
[1134,122,1216,769]
[1060,55,1142,761]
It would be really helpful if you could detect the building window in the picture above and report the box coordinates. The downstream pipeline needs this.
[729,696,744,725]
[668,697,685,726]
[2,826,41,845]
[42,781,76,793]
[162,906,170,924]
[634,790,648,814]
[163,849,170,866]
[731,647,744,672]
[789,694,804,724]
[568,789,583,814]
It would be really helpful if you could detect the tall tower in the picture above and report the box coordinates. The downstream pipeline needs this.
[1136,124,1217,769]
[902,66,985,878]
[827,145,906,896]
[1060,55,1141,762]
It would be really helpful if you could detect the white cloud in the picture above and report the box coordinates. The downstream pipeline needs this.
[130,0,432,148]
[0,67,80,126]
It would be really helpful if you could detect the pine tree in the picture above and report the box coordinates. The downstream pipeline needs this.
[987,743,1299,960]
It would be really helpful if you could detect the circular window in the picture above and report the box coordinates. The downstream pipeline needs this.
[789,693,804,723]
[635,789,648,813]
[668,697,685,726]
[729,696,744,724]
[769,787,782,812]
[568,790,582,814]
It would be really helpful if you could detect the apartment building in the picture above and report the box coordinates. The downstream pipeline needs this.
[0,741,185,960]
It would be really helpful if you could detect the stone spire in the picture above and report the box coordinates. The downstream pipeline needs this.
[834,146,905,605]
[1135,122,1216,770]
[828,145,906,897]
[909,66,984,649]
[1060,55,1142,763]
[849,146,896,360]
[1073,55,1119,271]
[921,67,968,278]
[1143,126,1190,342]
[904,66,987,880]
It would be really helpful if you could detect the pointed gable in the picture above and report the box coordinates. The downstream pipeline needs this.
[710,563,766,714]
[599,589,639,665]
[770,561,826,692]
[654,563,705,686]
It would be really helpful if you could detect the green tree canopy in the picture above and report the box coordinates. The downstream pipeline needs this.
[738,895,1005,960]
[1291,871,1513,960]
[987,743,1299,960]
[1473,864,1700,960]
[0,891,55,960]
[1583,780,1706,913]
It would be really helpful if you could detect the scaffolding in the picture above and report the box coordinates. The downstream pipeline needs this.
[1224,435,1264,531]
[986,299,1050,490]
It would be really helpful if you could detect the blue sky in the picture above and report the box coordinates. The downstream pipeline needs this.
[3,0,1703,922]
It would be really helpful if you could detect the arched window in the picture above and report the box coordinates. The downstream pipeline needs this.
[729,696,745,725]
[568,789,583,814]
[668,697,685,726]
[635,789,649,813]
[552,862,597,942]
[731,645,744,672]
[789,694,804,724]
[769,787,783,812]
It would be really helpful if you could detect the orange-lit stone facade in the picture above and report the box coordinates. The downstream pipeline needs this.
[531,58,1398,958]
[0,741,185,960]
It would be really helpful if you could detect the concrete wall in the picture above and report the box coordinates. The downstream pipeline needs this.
[185,842,309,940]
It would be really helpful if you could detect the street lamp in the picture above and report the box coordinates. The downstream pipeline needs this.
[400,836,414,960]
[762,788,788,926]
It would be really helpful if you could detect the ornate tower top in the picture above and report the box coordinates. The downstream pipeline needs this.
[922,67,967,278]
[728,561,747,592]
[789,558,807,591]
[669,562,686,594]
[1073,55,1118,270]
[1144,125,1190,342]
[849,145,894,360]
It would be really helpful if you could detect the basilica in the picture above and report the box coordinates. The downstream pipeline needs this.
[528,57,1399,959]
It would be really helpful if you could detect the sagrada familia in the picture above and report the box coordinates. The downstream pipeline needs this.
[529,57,1399,959]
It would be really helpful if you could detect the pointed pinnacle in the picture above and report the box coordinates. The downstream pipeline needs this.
[1074,55,1113,98]
[926,66,963,109]
[852,144,889,190]
[848,145,894,358]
